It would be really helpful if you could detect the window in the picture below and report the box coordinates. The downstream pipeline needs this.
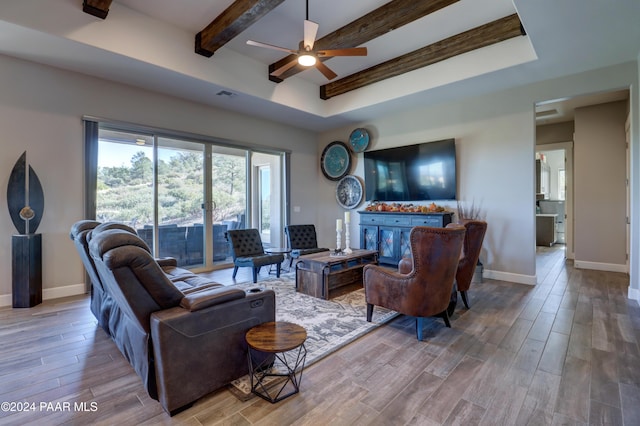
[88,121,288,271]
[259,165,271,235]
[558,168,566,200]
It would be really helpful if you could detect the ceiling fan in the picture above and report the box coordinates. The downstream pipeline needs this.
[246,0,367,80]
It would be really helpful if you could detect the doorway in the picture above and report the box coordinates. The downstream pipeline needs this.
[535,144,573,259]
[534,89,630,273]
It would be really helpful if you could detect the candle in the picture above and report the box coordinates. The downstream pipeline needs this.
[344,211,351,224]
[336,219,342,231]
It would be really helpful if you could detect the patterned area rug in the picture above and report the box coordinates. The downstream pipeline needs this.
[230,274,398,400]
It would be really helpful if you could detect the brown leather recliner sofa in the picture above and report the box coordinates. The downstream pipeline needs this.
[70,220,216,335]
[71,221,275,415]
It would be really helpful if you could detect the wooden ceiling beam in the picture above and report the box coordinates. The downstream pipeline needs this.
[196,0,286,58]
[269,0,459,83]
[320,14,525,100]
[83,0,112,19]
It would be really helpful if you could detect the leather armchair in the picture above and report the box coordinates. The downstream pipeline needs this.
[88,228,276,415]
[285,224,329,267]
[455,220,488,308]
[227,229,285,283]
[364,225,465,340]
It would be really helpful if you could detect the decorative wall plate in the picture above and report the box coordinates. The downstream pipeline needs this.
[321,141,352,181]
[348,128,370,153]
[336,175,364,209]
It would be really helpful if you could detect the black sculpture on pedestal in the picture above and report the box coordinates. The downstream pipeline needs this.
[7,151,44,308]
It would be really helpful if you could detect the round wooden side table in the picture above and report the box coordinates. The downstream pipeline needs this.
[246,321,307,403]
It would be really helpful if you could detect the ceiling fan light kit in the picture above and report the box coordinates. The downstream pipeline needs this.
[246,0,366,81]
[298,54,316,66]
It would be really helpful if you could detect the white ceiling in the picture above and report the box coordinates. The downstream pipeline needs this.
[116,0,519,86]
[536,89,630,126]
[0,0,638,131]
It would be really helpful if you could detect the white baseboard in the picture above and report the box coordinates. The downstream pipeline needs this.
[0,283,86,308]
[628,287,640,303]
[574,260,628,273]
[483,269,537,286]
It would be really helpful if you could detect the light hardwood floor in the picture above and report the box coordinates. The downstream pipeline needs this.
[1,246,639,425]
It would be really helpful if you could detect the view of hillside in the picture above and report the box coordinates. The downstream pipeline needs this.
[96,150,247,228]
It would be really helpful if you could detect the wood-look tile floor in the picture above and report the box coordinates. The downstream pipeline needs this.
[1,246,640,425]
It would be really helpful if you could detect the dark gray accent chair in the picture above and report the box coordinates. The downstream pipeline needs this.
[212,223,229,261]
[285,224,330,267]
[185,224,204,265]
[227,228,285,283]
[158,224,187,265]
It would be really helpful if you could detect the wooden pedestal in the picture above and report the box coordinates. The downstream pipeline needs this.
[12,234,42,308]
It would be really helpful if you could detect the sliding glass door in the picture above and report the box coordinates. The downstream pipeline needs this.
[95,125,286,271]
[210,146,248,264]
[96,130,154,228]
[156,137,206,267]
[252,152,283,249]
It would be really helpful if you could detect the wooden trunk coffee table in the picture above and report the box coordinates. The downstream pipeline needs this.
[295,249,378,300]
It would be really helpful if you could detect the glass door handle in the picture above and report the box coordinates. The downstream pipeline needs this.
[201,201,217,212]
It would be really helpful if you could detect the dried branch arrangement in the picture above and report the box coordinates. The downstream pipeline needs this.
[457,200,484,220]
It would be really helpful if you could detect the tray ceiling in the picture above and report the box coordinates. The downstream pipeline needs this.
[0,0,638,131]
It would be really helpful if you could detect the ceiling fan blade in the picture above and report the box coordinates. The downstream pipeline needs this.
[315,61,338,80]
[270,58,300,77]
[303,20,319,50]
[247,40,296,54]
[317,47,368,57]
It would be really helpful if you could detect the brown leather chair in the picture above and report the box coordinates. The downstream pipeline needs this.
[455,220,487,309]
[363,225,466,340]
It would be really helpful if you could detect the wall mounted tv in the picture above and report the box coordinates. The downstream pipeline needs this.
[364,138,457,202]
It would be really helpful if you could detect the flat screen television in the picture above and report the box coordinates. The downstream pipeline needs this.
[364,138,456,202]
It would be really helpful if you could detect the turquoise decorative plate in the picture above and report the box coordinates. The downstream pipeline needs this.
[321,141,352,181]
[349,128,370,153]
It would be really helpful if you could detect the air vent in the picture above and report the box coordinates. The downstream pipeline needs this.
[216,90,236,98]
[536,109,558,118]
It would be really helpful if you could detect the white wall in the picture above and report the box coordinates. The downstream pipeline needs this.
[319,96,537,284]
[537,122,575,145]
[1,54,639,304]
[318,61,640,288]
[574,101,628,269]
[632,51,640,302]
[0,54,318,305]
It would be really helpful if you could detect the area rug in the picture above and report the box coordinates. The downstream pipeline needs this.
[229,274,398,400]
